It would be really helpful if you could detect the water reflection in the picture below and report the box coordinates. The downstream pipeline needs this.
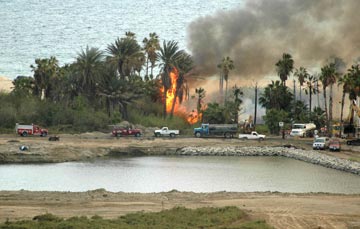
[0,156,359,193]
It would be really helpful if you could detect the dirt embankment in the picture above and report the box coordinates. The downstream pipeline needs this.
[0,133,359,164]
[0,190,359,229]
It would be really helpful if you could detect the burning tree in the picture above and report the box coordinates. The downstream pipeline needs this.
[158,41,194,120]
[158,40,184,119]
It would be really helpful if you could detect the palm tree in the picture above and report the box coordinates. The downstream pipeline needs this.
[30,56,59,100]
[217,56,234,103]
[143,33,160,79]
[294,67,309,101]
[304,75,318,115]
[97,66,145,120]
[157,40,184,118]
[75,46,104,96]
[259,80,293,112]
[232,85,243,123]
[338,73,354,124]
[195,87,206,121]
[170,52,194,117]
[320,63,338,135]
[106,32,144,80]
[275,53,294,86]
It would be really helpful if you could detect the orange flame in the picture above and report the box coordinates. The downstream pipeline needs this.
[187,110,202,124]
[160,67,179,113]
[160,67,201,124]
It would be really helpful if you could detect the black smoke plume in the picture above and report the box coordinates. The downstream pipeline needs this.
[187,0,360,79]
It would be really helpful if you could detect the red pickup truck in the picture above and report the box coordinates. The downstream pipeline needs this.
[112,128,142,137]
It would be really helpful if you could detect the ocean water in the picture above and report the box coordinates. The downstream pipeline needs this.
[0,0,243,79]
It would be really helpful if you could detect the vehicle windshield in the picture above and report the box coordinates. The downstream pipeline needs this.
[293,124,305,129]
[314,138,325,143]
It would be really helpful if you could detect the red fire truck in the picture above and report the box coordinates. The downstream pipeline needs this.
[15,123,48,137]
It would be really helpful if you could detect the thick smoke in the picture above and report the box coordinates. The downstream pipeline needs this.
[187,0,360,79]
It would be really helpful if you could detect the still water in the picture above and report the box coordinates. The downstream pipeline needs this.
[0,156,359,193]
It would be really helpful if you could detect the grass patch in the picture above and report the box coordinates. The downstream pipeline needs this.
[348,157,360,163]
[0,206,273,229]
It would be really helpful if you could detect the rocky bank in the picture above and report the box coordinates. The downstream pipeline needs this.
[0,136,359,175]
[175,146,360,175]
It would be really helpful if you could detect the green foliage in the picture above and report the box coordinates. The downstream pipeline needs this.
[128,107,190,131]
[309,106,326,128]
[0,207,272,229]
[259,80,293,112]
[202,102,226,123]
[263,109,290,135]
[254,124,269,135]
[290,100,309,123]
[202,97,242,124]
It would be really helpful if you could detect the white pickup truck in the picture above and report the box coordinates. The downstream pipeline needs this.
[154,127,179,138]
[238,131,266,140]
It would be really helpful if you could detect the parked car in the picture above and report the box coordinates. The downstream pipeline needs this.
[154,127,179,137]
[346,139,360,146]
[239,131,266,140]
[329,138,341,151]
[313,137,329,150]
[112,127,141,137]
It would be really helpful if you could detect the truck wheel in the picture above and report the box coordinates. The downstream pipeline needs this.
[135,133,140,137]
[259,137,264,141]
[155,133,160,137]
[116,133,122,137]
[195,132,201,138]
[224,132,231,138]
[170,133,175,138]
[41,132,47,137]
[22,132,28,137]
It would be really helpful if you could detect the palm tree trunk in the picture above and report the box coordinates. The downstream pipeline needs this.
[224,80,228,104]
[119,102,129,120]
[329,84,334,136]
[299,85,302,101]
[145,58,149,78]
[309,87,312,114]
[170,90,177,118]
[163,88,167,119]
[340,91,345,123]
[150,64,154,79]
[323,87,329,133]
[219,72,223,102]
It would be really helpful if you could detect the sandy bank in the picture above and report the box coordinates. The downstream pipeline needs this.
[0,190,359,229]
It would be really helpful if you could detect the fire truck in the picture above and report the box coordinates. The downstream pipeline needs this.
[15,123,48,137]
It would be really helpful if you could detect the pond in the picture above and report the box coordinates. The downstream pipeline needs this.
[0,156,359,193]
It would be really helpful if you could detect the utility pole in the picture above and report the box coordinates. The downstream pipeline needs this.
[254,82,258,126]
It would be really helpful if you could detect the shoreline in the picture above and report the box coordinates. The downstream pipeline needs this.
[0,135,359,175]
